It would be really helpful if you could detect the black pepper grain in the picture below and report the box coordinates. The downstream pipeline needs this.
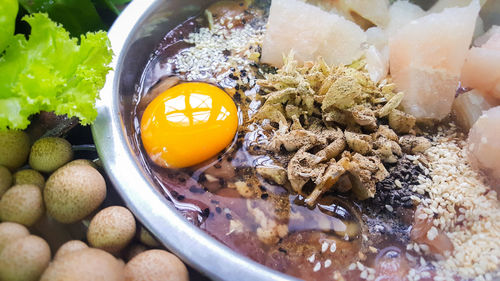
[261,193,269,200]
[278,248,287,254]
[226,213,233,220]
[234,92,241,102]
[216,207,222,214]
[202,208,210,218]
[189,185,206,194]
[198,173,207,182]
[361,156,428,244]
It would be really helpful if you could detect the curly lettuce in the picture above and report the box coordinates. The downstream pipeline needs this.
[0,0,18,53]
[0,13,113,130]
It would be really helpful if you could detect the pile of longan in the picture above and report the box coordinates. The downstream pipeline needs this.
[0,130,189,281]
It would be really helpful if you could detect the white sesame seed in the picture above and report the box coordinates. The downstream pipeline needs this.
[419,244,430,253]
[395,179,402,188]
[330,242,337,253]
[307,253,315,263]
[414,126,500,279]
[417,213,428,220]
[171,21,264,84]
[324,259,332,268]
[321,241,329,253]
[420,272,431,278]
[313,262,321,272]
[385,205,394,212]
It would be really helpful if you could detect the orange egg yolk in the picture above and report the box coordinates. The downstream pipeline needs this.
[140,82,238,169]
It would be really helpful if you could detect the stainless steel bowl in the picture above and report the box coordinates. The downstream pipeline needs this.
[91,0,296,280]
[92,0,500,280]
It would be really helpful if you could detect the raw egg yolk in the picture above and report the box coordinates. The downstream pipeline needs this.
[140,82,238,168]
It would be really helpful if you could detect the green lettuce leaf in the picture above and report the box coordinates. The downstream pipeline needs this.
[0,0,18,53]
[0,13,113,130]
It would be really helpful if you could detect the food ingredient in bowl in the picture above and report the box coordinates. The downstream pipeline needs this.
[385,1,425,35]
[124,249,189,281]
[467,106,500,183]
[54,240,89,260]
[141,82,238,168]
[0,184,44,226]
[0,165,12,197]
[13,169,45,190]
[389,0,480,120]
[453,89,494,130]
[461,25,500,101]
[409,124,499,280]
[0,235,51,281]
[40,248,124,281]
[0,130,31,171]
[87,206,136,254]
[131,0,500,279]
[29,137,73,173]
[261,0,366,67]
[373,246,409,280]
[44,164,106,223]
[310,0,390,28]
[363,33,389,83]
[474,25,500,47]
[254,53,422,203]
[0,222,29,252]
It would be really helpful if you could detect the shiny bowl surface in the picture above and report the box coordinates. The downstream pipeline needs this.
[92,0,500,280]
[91,0,297,280]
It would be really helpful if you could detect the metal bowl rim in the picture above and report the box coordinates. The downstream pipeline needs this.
[91,1,297,280]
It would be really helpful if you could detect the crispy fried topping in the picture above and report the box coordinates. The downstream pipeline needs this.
[251,53,426,204]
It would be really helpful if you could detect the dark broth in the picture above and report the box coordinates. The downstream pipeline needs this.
[132,1,442,280]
